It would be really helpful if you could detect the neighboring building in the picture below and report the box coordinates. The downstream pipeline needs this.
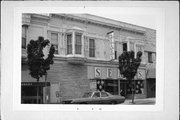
[21,14,156,104]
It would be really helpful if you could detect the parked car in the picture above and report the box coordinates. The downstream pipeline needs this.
[62,91,125,104]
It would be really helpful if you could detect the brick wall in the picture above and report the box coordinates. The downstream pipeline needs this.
[47,60,90,99]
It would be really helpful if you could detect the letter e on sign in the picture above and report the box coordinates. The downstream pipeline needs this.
[107,68,113,78]
[95,67,101,78]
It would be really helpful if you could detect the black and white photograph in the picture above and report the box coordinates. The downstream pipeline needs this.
[1,2,179,120]
[21,13,156,105]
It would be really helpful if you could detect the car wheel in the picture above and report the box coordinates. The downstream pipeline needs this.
[111,101,117,104]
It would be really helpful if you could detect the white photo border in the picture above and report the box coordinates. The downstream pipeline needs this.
[12,5,164,112]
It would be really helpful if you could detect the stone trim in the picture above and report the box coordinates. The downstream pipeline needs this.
[51,14,146,35]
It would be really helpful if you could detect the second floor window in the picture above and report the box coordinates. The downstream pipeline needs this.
[148,52,153,63]
[22,25,27,49]
[67,34,72,55]
[51,33,58,54]
[89,39,95,57]
[123,43,127,52]
[75,33,82,54]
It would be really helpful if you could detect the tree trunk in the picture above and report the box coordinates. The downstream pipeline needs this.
[45,73,47,104]
[37,78,39,104]
[132,79,135,104]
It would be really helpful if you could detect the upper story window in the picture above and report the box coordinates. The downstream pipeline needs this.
[114,41,117,59]
[67,33,72,55]
[51,32,58,54]
[148,52,153,63]
[66,28,84,57]
[75,33,82,54]
[22,25,27,49]
[89,38,95,57]
[123,43,127,52]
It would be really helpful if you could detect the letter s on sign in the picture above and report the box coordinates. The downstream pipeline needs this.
[95,67,101,78]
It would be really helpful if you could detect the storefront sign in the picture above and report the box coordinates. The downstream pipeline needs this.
[22,14,31,25]
[118,69,125,79]
[107,31,115,60]
[93,67,145,80]
[136,69,146,79]
[95,67,101,78]
[107,68,113,78]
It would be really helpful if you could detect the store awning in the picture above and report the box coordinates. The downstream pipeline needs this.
[22,82,50,86]
[147,68,156,79]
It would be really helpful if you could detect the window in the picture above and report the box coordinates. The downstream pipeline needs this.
[101,92,108,97]
[67,34,72,54]
[148,52,153,63]
[114,42,117,59]
[123,43,127,52]
[51,33,58,54]
[92,92,100,98]
[75,33,82,54]
[22,25,27,49]
[89,39,95,57]
[82,92,92,98]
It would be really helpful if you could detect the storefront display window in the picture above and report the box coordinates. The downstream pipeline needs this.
[126,80,144,94]
[96,80,118,95]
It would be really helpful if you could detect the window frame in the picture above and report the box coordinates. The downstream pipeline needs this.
[122,42,128,52]
[148,52,153,63]
[75,32,82,55]
[89,38,95,57]
[66,33,73,55]
[50,32,59,54]
[22,25,27,49]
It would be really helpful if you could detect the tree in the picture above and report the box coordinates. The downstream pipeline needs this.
[118,51,142,103]
[27,36,55,104]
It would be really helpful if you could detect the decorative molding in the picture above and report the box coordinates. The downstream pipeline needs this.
[51,14,146,35]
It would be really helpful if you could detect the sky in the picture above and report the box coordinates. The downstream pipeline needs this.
[92,13,156,30]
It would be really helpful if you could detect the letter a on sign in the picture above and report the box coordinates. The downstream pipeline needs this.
[95,67,101,78]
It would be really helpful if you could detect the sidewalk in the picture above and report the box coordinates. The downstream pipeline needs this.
[122,98,156,105]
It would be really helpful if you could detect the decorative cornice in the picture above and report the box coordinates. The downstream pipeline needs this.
[31,14,50,20]
[51,14,146,35]
[22,55,147,69]
[53,56,147,68]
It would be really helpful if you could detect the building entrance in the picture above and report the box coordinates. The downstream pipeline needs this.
[21,82,50,104]
[147,79,155,98]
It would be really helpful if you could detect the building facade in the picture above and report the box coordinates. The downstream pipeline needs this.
[21,14,156,104]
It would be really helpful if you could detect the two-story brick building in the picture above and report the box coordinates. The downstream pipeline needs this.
[21,14,156,104]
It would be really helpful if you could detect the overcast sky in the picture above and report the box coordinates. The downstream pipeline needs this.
[92,13,156,30]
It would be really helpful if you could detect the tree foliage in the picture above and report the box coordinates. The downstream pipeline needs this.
[27,36,55,81]
[118,51,142,80]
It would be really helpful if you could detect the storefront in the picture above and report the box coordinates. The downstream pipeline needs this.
[87,65,147,98]
[21,64,61,104]
[21,82,50,104]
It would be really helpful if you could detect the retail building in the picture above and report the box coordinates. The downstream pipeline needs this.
[21,14,156,104]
